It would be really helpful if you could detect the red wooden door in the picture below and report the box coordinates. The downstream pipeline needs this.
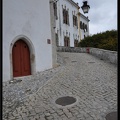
[12,40,31,77]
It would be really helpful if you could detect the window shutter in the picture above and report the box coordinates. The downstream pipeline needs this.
[83,23,84,30]
[63,9,64,23]
[76,17,78,28]
[73,15,74,26]
[67,11,69,25]
[65,10,67,24]
[86,25,87,32]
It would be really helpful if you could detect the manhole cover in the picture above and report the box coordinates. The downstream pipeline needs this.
[55,96,76,106]
[88,61,95,63]
[105,111,117,120]
[71,61,77,63]
[64,57,69,59]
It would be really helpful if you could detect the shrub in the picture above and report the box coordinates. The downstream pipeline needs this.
[78,30,118,51]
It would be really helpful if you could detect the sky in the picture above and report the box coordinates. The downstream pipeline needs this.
[73,0,117,35]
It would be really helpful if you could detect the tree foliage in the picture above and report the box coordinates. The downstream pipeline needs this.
[78,30,118,51]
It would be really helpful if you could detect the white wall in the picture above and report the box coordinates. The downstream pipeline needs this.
[56,0,79,47]
[56,0,89,47]
[3,0,53,81]
[80,14,89,40]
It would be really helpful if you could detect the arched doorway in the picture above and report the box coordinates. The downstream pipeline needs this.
[12,39,31,77]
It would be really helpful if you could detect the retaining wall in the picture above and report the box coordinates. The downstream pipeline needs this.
[57,46,117,64]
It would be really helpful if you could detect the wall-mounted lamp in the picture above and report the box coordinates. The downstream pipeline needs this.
[50,0,59,3]
[81,0,90,14]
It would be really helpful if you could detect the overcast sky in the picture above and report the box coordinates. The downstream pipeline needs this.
[74,0,117,35]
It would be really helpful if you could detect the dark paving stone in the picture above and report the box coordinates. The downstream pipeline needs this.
[105,111,117,120]
[71,61,77,63]
[88,61,95,63]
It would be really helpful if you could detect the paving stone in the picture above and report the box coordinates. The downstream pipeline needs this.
[7,116,16,120]
[44,112,51,117]
[34,107,42,114]
[52,113,59,119]
[56,110,64,116]
[49,109,56,114]
[62,108,73,118]
[28,116,35,120]
[29,110,36,116]
[45,115,54,120]
[61,114,68,119]
[22,116,30,120]
[20,112,27,118]
[3,52,117,120]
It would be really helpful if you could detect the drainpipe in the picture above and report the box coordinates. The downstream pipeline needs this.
[77,7,81,42]
[49,0,58,68]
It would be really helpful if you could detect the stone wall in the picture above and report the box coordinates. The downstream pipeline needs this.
[57,46,117,64]
[57,46,86,53]
[90,48,117,65]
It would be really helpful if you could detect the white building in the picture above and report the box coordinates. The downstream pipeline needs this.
[54,0,90,47]
[80,13,90,40]
[3,0,57,82]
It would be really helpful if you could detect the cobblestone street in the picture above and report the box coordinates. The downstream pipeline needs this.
[3,52,117,120]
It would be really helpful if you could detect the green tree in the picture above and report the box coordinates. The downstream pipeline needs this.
[78,30,117,51]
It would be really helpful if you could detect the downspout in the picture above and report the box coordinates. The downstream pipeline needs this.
[49,0,58,68]
[77,7,81,42]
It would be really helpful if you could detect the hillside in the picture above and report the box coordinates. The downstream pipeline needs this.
[78,30,118,51]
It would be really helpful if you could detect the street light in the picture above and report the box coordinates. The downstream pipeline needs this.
[81,0,90,14]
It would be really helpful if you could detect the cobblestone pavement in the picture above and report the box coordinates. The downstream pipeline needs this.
[3,52,117,120]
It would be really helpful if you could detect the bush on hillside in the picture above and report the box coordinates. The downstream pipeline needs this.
[78,30,118,51]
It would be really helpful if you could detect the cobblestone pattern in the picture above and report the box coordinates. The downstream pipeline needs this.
[57,46,117,65]
[3,52,117,120]
[3,53,64,118]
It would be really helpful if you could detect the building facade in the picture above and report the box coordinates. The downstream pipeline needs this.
[55,0,90,47]
[3,0,57,82]
[3,0,90,82]
[80,13,90,40]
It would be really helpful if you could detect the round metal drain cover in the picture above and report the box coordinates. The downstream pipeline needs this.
[55,96,76,106]
[88,61,95,63]
[105,111,117,120]
[71,61,77,63]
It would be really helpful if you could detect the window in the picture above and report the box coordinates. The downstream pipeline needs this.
[74,39,78,47]
[73,15,77,27]
[83,23,85,30]
[64,36,70,47]
[80,21,88,32]
[63,8,69,25]
[80,21,83,29]
[53,3,58,19]
[55,33,59,46]
[85,24,87,32]
[84,35,86,38]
